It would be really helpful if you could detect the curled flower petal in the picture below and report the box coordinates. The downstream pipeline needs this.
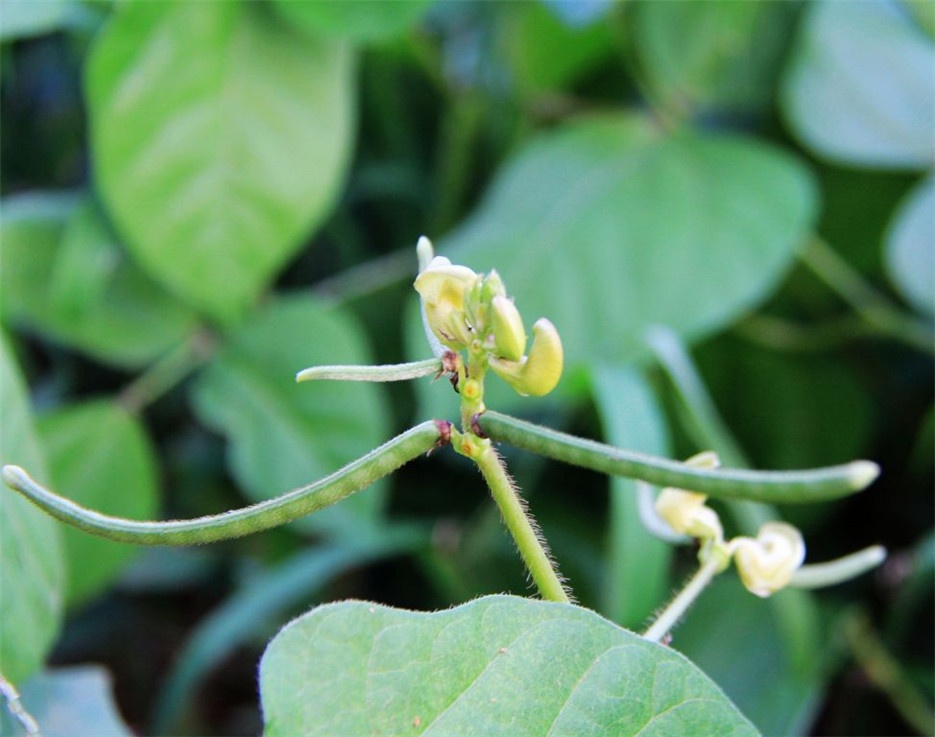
[489,318,563,397]
[731,522,806,597]
[655,487,723,541]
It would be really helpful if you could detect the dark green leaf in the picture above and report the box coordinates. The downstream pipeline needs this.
[272,0,434,42]
[0,666,132,736]
[0,332,64,685]
[782,0,935,168]
[191,295,390,535]
[37,399,159,605]
[86,1,354,323]
[260,595,759,736]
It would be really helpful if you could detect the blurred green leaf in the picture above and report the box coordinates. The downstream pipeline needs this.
[695,336,873,471]
[0,332,64,685]
[782,0,935,169]
[590,365,671,628]
[631,0,797,116]
[271,0,434,42]
[673,576,826,737]
[86,1,355,324]
[0,665,132,737]
[430,114,815,369]
[260,595,759,736]
[152,526,428,734]
[37,399,159,606]
[500,2,613,96]
[1,195,200,367]
[191,295,390,536]
[885,174,934,316]
[0,0,72,41]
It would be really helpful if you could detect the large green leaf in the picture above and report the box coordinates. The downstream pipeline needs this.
[412,115,814,378]
[260,595,759,736]
[0,666,132,737]
[590,365,671,628]
[0,194,199,367]
[191,295,390,536]
[86,1,354,324]
[0,333,64,685]
[886,174,934,316]
[271,0,434,42]
[782,0,935,169]
[37,400,159,606]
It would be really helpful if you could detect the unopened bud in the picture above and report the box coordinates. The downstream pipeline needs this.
[731,522,805,598]
[488,318,563,397]
[490,296,527,361]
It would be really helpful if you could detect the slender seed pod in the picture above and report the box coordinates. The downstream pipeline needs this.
[478,411,880,503]
[2,421,446,545]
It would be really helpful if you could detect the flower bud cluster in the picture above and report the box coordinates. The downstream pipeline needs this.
[414,256,563,397]
[655,452,806,598]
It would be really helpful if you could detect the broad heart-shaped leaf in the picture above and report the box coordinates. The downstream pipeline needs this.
[260,595,759,736]
[0,332,64,685]
[37,400,159,606]
[0,666,132,737]
[86,1,354,325]
[409,114,815,417]
[271,0,434,42]
[0,194,199,368]
[886,174,935,316]
[191,295,390,536]
[782,0,935,169]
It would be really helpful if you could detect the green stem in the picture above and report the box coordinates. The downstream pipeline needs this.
[843,612,935,737]
[0,671,39,737]
[471,442,570,603]
[801,236,934,356]
[119,330,214,414]
[479,411,878,503]
[3,421,447,545]
[643,557,721,643]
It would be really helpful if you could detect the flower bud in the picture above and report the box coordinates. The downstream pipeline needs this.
[490,296,526,361]
[488,318,563,397]
[655,488,723,542]
[731,522,805,598]
[414,257,479,349]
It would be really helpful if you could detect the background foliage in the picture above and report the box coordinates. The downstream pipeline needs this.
[1,1,932,735]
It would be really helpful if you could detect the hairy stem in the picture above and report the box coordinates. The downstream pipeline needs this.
[3,421,447,545]
[472,443,570,603]
[479,411,878,503]
[643,556,722,643]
